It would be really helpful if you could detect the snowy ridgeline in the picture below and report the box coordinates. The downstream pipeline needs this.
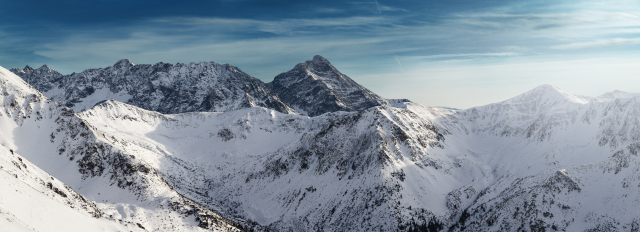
[3,58,640,232]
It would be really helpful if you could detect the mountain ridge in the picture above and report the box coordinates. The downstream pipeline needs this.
[10,59,297,115]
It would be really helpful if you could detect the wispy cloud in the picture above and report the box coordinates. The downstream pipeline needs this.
[373,0,381,14]
[152,16,388,34]
[315,8,345,14]
[394,55,403,72]
[552,38,640,50]
[399,52,518,60]
[347,1,406,14]
[379,5,408,12]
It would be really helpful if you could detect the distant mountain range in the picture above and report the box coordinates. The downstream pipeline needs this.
[2,56,640,231]
[10,55,407,117]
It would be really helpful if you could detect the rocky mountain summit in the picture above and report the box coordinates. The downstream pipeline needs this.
[11,59,296,114]
[267,55,401,116]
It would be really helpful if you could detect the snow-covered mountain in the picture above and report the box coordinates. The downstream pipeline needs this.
[77,99,452,231]
[76,84,640,231]
[267,55,405,116]
[10,59,296,115]
[0,66,244,231]
[4,56,640,232]
[430,85,640,231]
[596,90,640,102]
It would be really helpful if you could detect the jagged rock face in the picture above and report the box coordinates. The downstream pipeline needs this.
[11,59,296,115]
[10,65,64,93]
[267,55,391,116]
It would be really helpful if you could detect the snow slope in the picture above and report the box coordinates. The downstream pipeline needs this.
[0,144,144,232]
[77,99,466,231]
[429,85,640,231]
[0,66,243,232]
[79,84,640,231]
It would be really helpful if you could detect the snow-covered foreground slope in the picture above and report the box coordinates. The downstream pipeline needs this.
[0,143,144,232]
[0,66,242,231]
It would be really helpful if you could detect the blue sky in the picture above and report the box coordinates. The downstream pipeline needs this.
[1,0,639,109]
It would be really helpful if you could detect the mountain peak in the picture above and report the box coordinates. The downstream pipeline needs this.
[311,55,329,64]
[38,64,55,72]
[497,84,592,109]
[24,65,35,73]
[113,59,134,69]
[10,65,33,75]
[596,90,640,101]
[268,55,388,116]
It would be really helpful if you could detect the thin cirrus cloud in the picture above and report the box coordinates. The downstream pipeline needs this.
[152,16,389,35]
[552,38,640,50]
[399,53,519,60]
[315,8,345,14]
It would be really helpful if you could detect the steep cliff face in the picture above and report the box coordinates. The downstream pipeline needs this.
[267,55,396,116]
[11,59,296,115]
